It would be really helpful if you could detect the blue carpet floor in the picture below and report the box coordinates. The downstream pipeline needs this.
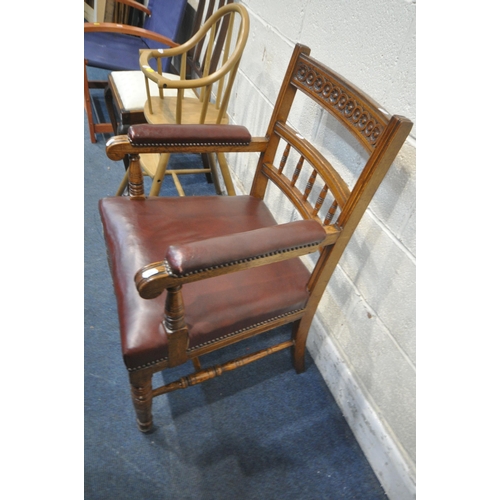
[84,67,389,499]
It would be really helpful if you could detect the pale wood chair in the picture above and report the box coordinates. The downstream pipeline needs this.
[114,2,249,197]
[98,43,413,432]
[106,0,236,137]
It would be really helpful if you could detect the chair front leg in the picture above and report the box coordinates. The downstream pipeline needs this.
[128,368,154,432]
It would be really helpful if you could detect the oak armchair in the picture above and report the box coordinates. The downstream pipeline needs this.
[98,44,413,432]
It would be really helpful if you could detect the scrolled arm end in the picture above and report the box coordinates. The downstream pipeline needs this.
[134,262,176,299]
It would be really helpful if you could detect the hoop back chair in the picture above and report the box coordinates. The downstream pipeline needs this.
[84,0,188,143]
[107,0,236,136]
[98,44,413,432]
[114,2,249,197]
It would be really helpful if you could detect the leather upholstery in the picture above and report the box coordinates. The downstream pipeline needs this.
[165,220,326,276]
[99,195,312,370]
[128,124,252,146]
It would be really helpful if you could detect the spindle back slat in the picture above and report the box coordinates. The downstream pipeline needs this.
[325,200,339,225]
[312,184,328,218]
[291,156,304,187]
[279,143,291,173]
[258,120,351,228]
[304,170,317,200]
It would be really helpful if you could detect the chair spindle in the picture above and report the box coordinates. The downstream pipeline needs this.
[279,143,291,173]
[291,156,305,187]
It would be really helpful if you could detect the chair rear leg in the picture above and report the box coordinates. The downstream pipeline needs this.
[201,153,213,184]
[128,369,154,432]
[205,153,222,194]
[84,61,97,144]
[292,316,313,374]
[104,84,119,135]
[216,153,236,195]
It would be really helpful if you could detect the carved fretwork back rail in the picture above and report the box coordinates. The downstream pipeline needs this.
[293,55,390,152]
[251,52,397,237]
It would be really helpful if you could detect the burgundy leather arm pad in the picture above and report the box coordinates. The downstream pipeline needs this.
[128,124,251,146]
[165,220,327,276]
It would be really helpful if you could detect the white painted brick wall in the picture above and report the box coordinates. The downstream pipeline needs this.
[222,1,416,498]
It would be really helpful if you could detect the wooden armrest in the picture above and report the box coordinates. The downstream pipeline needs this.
[106,125,269,159]
[135,221,337,299]
[84,23,178,48]
[166,220,327,276]
[128,124,252,146]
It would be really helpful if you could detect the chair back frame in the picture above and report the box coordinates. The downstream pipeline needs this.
[187,0,235,79]
[249,46,412,350]
[140,3,249,125]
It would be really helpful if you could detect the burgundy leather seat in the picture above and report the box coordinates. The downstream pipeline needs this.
[99,195,314,371]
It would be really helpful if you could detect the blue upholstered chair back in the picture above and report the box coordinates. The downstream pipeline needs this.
[143,0,187,48]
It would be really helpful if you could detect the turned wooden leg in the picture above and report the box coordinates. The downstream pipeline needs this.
[129,369,154,432]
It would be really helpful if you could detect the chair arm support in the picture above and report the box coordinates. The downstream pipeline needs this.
[135,220,334,299]
[84,23,178,48]
[106,124,268,160]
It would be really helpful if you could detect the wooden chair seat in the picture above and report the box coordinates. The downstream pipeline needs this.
[99,195,316,370]
[144,96,230,125]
